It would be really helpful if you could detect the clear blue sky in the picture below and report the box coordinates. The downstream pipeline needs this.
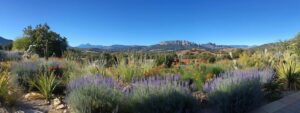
[1,0,300,46]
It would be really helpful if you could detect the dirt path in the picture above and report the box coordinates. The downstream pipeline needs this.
[13,97,65,113]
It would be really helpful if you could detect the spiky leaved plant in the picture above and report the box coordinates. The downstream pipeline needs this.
[29,72,60,102]
[277,60,300,90]
[276,51,300,90]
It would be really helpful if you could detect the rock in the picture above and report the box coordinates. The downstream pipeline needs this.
[56,104,66,110]
[52,98,61,107]
[16,109,44,113]
[15,111,25,113]
[192,92,208,104]
[0,107,9,113]
[24,92,44,100]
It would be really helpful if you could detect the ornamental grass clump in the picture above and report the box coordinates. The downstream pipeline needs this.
[128,75,199,113]
[67,75,124,113]
[277,59,300,90]
[28,72,60,101]
[204,68,274,113]
[0,69,21,106]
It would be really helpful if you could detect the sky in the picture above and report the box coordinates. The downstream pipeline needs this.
[1,0,300,46]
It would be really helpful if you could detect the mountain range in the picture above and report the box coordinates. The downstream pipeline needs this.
[0,36,13,46]
[76,40,251,52]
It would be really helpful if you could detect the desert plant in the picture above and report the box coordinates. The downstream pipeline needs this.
[28,72,60,101]
[204,68,274,113]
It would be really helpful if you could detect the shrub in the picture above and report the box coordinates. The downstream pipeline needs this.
[112,59,155,82]
[0,69,20,106]
[29,72,60,101]
[67,75,121,91]
[263,79,282,101]
[204,68,274,113]
[277,60,300,90]
[63,60,86,81]
[179,64,224,91]
[0,50,22,61]
[67,75,124,113]
[0,70,9,104]
[128,76,199,113]
[45,59,64,77]
[155,53,177,68]
[68,85,123,113]
[67,75,199,113]
[11,61,41,90]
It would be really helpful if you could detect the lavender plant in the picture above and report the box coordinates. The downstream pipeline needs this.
[67,75,200,113]
[67,75,125,113]
[204,68,274,113]
[0,50,22,61]
[11,61,42,90]
[67,75,121,91]
[128,75,199,113]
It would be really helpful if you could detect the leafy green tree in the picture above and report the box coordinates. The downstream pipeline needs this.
[12,37,31,51]
[23,24,68,59]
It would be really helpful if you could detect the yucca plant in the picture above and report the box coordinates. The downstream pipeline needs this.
[277,60,300,90]
[29,72,60,101]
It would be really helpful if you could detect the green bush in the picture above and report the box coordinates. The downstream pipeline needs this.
[155,53,177,68]
[263,79,282,101]
[179,64,224,90]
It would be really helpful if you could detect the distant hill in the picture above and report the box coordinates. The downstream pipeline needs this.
[252,33,300,51]
[0,36,13,46]
[76,40,250,52]
[147,40,203,51]
[201,42,250,49]
[77,43,106,49]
